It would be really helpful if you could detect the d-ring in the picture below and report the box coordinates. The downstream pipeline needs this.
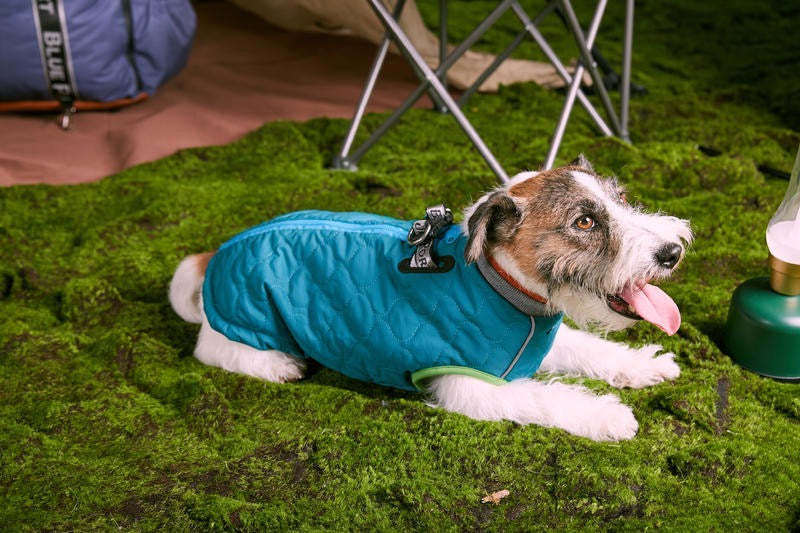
[407,220,431,245]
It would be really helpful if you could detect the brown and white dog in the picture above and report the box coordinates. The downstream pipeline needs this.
[170,157,692,441]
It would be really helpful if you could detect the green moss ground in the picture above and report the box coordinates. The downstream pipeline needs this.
[2,1,800,530]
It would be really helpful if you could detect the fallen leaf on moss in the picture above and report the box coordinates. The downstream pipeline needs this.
[481,489,510,504]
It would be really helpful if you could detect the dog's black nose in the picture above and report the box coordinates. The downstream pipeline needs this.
[655,243,683,269]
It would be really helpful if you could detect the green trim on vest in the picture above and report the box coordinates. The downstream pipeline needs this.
[411,366,508,390]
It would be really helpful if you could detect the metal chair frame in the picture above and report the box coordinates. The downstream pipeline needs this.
[330,0,634,183]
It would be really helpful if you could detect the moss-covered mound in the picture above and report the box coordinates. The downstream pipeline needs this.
[2,1,799,530]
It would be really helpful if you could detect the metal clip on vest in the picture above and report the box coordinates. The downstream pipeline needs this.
[406,204,454,270]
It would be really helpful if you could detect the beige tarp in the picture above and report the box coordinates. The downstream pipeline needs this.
[229,0,576,91]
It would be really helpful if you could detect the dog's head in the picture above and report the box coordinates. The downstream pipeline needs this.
[463,156,692,334]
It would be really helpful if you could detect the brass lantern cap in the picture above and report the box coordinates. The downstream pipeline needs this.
[769,253,800,296]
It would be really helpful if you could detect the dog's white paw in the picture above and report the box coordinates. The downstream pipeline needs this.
[268,356,307,384]
[511,380,639,441]
[592,398,639,441]
[427,376,639,442]
[607,345,680,389]
[242,351,307,383]
[558,390,639,441]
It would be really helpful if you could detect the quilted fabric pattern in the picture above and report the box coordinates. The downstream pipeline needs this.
[202,211,562,391]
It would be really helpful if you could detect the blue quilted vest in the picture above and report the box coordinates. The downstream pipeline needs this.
[202,210,563,391]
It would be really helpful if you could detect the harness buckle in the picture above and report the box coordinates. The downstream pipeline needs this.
[401,204,454,272]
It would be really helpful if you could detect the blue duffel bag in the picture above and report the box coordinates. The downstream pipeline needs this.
[0,0,196,126]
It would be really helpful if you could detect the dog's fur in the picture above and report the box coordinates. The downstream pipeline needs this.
[170,158,692,441]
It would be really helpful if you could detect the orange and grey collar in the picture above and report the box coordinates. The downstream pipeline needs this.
[477,255,551,317]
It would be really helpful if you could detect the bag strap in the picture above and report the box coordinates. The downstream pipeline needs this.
[31,0,79,129]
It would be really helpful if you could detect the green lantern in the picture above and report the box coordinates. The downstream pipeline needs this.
[725,146,800,379]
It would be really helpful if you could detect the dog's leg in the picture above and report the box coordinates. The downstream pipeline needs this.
[539,325,680,388]
[194,319,306,383]
[426,375,638,441]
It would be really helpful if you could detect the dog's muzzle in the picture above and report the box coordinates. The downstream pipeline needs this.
[654,242,683,270]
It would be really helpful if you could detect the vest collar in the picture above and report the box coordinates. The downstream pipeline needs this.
[477,255,552,317]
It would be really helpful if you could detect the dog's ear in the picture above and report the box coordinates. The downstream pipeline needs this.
[570,154,594,173]
[464,190,522,263]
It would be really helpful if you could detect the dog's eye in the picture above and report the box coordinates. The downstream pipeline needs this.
[619,193,628,205]
[575,215,595,230]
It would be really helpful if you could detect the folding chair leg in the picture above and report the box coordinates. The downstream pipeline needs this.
[458,1,557,107]
[331,0,407,170]
[339,0,511,182]
[544,0,608,169]
[510,1,612,139]
[334,0,634,182]
[457,28,528,107]
[370,0,509,181]
[434,0,448,113]
[557,0,622,136]
[346,80,430,166]
[331,36,393,170]
[620,0,634,141]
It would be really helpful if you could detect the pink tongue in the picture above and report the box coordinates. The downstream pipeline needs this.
[620,284,681,336]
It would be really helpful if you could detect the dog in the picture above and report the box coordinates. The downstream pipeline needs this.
[169,157,692,441]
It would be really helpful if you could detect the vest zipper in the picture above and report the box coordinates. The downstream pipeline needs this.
[500,316,536,379]
[219,217,410,251]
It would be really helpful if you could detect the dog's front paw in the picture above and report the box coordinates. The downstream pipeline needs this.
[596,399,639,441]
[553,391,639,441]
[608,345,680,389]
[534,382,639,441]
[565,392,639,441]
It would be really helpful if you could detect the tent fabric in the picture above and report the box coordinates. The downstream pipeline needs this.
[229,0,577,92]
[0,1,425,186]
[0,0,196,103]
